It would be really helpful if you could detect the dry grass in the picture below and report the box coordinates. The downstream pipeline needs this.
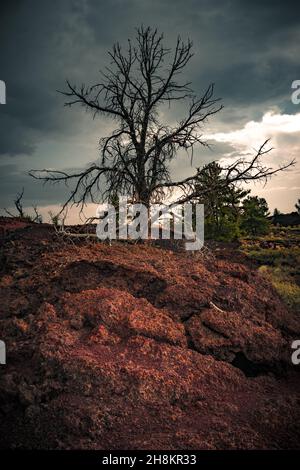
[241,226,300,313]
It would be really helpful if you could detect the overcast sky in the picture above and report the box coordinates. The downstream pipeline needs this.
[1,0,300,222]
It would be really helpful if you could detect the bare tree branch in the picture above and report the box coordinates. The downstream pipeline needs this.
[31,27,295,214]
[4,188,25,218]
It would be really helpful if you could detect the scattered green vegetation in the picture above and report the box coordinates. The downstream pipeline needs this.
[241,226,300,312]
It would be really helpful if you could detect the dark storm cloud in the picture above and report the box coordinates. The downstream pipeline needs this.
[0,163,70,208]
[1,0,299,156]
[0,0,299,211]
[0,0,94,156]
[0,161,95,210]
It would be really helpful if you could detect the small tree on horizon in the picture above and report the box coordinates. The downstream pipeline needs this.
[273,208,281,217]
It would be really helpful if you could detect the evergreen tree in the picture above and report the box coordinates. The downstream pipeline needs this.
[240,196,270,236]
[194,162,249,240]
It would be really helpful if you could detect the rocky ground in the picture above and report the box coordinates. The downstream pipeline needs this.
[0,217,299,449]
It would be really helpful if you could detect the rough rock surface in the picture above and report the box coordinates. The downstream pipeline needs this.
[0,218,299,449]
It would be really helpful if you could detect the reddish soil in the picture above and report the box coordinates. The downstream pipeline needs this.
[0,217,299,449]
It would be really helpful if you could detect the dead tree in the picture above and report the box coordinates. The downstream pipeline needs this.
[4,189,43,222]
[30,26,222,211]
[30,26,294,213]
[4,188,25,218]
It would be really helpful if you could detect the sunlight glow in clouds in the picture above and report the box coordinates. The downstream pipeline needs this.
[205,111,300,213]
[206,111,300,155]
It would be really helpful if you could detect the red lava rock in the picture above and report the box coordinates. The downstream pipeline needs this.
[60,288,186,346]
[186,307,288,364]
[0,218,299,449]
